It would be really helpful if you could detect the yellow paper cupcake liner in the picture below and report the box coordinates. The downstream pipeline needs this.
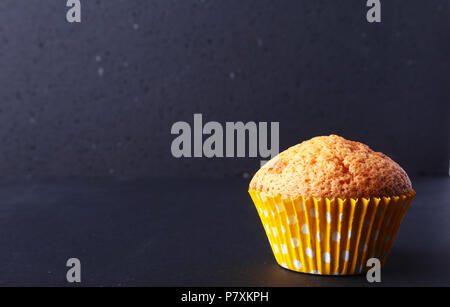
[249,189,415,275]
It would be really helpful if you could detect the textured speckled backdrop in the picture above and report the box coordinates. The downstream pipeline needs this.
[0,0,448,180]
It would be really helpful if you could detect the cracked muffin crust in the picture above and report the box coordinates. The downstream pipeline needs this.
[249,135,412,199]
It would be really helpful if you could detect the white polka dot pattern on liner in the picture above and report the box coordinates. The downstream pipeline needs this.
[296,201,305,212]
[358,264,364,273]
[372,230,379,240]
[310,270,321,275]
[260,192,267,202]
[252,189,415,276]
[273,244,279,254]
[360,243,368,252]
[276,204,285,213]
[342,250,350,261]
[332,232,340,242]
[301,224,309,234]
[293,259,302,269]
[287,215,297,225]
[272,227,278,237]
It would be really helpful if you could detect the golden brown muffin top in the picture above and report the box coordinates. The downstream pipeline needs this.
[249,135,412,199]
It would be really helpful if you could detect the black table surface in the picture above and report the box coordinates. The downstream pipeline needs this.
[0,176,448,286]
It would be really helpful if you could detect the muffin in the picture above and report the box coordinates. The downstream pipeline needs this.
[248,135,415,275]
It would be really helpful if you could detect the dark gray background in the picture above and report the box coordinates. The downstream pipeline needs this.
[0,0,448,181]
[1,177,449,286]
[0,1,449,287]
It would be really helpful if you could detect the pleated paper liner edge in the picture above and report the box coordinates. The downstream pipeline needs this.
[249,189,415,275]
